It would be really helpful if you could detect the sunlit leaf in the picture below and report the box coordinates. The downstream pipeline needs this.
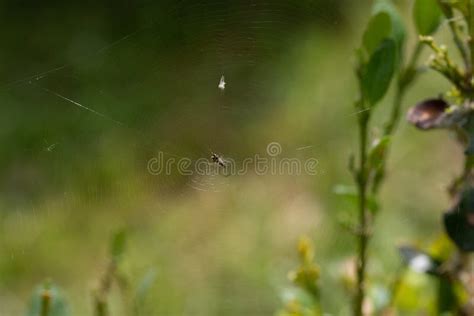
[394,270,437,312]
[428,234,455,262]
[373,0,406,52]
[361,38,397,106]
[414,0,442,35]
[362,12,392,55]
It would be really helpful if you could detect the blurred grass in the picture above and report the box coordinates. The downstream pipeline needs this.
[0,0,466,315]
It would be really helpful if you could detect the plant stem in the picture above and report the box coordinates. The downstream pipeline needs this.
[468,1,474,77]
[370,43,423,194]
[40,289,51,316]
[354,113,369,316]
[94,261,116,316]
[353,21,426,316]
[385,42,423,136]
[383,85,404,141]
[95,299,108,316]
[354,41,424,315]
[444,4,471,73]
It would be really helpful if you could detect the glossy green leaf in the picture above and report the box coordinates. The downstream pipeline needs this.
[373,0,406,52]
[362,12,392,55]
[361,38,397,106]
[414,0,442,35]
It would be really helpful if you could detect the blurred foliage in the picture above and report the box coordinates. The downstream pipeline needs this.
[277,237,321,316]
[27,281,69,316]
[0,0,352,206]
[0,0,471,315]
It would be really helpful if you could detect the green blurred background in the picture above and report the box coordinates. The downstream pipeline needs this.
[0,0,461,314]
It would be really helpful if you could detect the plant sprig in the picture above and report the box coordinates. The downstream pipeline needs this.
[349,0,443,314]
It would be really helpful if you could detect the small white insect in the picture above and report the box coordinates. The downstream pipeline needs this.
[46,143,58,152]
[218,75,226,90]
[43,139,58,152]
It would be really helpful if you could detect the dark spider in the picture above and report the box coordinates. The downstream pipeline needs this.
[210,153,227,168]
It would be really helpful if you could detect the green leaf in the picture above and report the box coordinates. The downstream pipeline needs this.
[362,12,392,55]
[373,0,406,52]
[333,185,379,214]
[368,136,391,169]
[438,278,457,314]
[110,229,127,261]
[361,39,397,106]
[394,271,436,310]
[414,0,443,35]
[366,195,380,214]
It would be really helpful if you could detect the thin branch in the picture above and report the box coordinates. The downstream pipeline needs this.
[354,108,370,316]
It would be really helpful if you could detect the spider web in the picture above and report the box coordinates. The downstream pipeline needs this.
[0,0,341,198]
[0,2,354,315]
